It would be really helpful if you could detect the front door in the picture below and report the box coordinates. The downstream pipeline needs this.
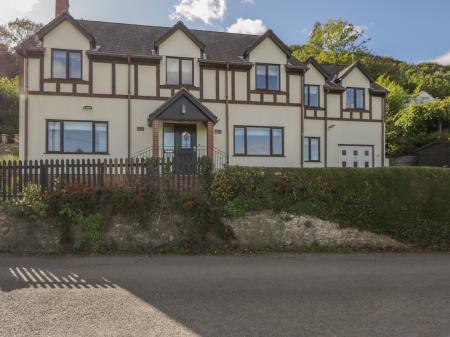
[163,124,197,174]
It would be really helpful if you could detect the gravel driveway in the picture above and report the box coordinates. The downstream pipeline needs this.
[1,254,450,337]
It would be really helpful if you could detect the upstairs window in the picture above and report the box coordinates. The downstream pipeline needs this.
[304,85,320,107]
[256,64,280,91]
[166,57,193,85]
[346,87,365,109]
[52,49,82,79]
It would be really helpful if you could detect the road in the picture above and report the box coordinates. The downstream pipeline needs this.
[1,254,450,337]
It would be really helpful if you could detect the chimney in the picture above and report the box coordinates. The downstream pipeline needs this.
[55,0,70,17]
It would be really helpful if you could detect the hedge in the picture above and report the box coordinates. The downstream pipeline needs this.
[211,167,450,248]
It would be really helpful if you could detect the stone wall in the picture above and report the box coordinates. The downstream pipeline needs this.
[0,209,406,254]
[224,212,406,249]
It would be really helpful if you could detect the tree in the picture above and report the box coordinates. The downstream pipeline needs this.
[291,19,370,64]
[0,77,19,134]
[395,98,450,136]
[0,18,43,51]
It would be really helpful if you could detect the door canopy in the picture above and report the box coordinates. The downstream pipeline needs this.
[148,88,218,124]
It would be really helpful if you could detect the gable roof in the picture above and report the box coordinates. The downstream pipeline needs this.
[148,88,218,124]
[305,57,330,79]
[244,29,291,58]
[35,13,95,46]
[337,61,375,82]
[154,21,205,52]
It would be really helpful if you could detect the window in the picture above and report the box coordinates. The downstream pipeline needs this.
[46,120,108,154]
[304,85,320,107]
[166,57,193,85]
[256,64,280,91]
[346,88,365,109]
[234,126,284,156]
[304,137,320,162]
[51,49,82,79]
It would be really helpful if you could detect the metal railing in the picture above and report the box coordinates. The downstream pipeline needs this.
[131,146,227,171]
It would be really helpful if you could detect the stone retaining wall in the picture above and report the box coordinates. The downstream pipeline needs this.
[0,209,406,254]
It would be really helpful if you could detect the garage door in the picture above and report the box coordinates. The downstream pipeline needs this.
[339,145,373,168]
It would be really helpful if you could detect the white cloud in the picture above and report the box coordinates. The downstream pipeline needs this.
[430,50,450,65]
[170,0,226,25]
[0,0,40,23]
[227,18,267,35]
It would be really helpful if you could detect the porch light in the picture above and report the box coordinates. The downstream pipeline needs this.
[181,104,187,115]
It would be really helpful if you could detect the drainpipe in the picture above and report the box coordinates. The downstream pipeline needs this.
[127,56,131,158]
[225,63,230,165]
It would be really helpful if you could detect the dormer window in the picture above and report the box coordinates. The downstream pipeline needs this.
[166,57,193,86]
[346,87,365,110]
[51,49,82,79]
[256,64,280,91]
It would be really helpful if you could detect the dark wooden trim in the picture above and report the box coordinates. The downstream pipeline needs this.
[369,92,373,120]
[255,63,281,91]
[45,119,109,155]
[303,136,321,162]
[215,69,219,100]
[160,84,200,90]
[286,73,290,103]
[134,64,139,96]
[339,92,343,118]
[44,78,89,84]
[27,90,304,107]
[111,63,116,96]
[247,69,251,101]
[72,83,76,93]
[250,89,287,95]
[200,67,204,99]
[56,83,60,93]
[233,125,284,157]
[89,60,93,94]
[86,52,161,64]
[39,57,44,92]
[231,70,235,102]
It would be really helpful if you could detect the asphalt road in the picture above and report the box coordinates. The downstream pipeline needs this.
[1,254,450,337]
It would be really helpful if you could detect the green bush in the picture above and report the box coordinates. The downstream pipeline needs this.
[211,166,450,248]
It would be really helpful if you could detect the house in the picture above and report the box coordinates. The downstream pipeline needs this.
[16,0,388,170]
[406,91,437,106]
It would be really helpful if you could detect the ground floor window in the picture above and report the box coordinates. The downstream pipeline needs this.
[304,137,320,162]
[234,126,283,156]
[46,120,108,154]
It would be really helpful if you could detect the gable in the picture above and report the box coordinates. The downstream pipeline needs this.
[43,20,91,50]
[158,29,201,58]
[305,63,326,85]
[248,37,288,64]
[341,66,371,88]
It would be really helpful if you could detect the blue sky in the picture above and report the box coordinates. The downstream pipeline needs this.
[2,0,450,64]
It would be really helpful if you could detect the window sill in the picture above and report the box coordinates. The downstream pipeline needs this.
[304,160,321,163]
[45,152,110,155]
[251,89,285,95]
[343,109,369,113]
[44,78,88,84]
[233,154,285,158]
[305,106,325,110]
[161,84,199,90]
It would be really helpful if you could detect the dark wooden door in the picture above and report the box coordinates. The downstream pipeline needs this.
[173,125,197,174]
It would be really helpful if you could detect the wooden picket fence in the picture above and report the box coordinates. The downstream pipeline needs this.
[0,158,200,201]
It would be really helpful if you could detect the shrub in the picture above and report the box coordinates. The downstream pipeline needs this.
[9,184,47,220]
[211,166,450,248]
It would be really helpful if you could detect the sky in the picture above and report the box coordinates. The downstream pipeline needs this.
[1,0,450,65]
